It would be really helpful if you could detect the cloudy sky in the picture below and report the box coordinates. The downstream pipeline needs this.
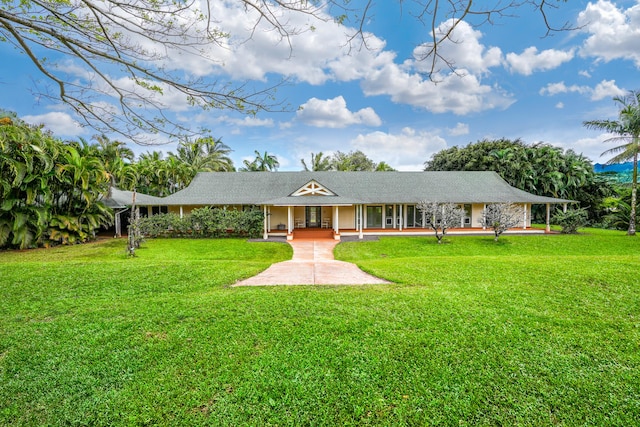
[1,0,639,170]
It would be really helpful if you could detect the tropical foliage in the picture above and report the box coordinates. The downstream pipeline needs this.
[597,186,640,231]
[300,150,396,171]
[552,208,589,234]
[0,115,112,248]
[424,138,612,222]
[301,151,332,171]
[240,150,280,171]
[584,90,640,235]
[119,137,235,196]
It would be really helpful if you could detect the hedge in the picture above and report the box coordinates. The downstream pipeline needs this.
[137,207,264,238]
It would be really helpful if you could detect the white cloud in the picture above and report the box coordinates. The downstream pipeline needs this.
[218,116,274,127]
[591,79,625,101]
[539,79,624,101]
[156,1,389,85]
[362,63,514,115]
[447,123,469,136]
[297,96,381,128]
[22,111,85,137]
[412,20,502,75]
[555,102,565,109]
[350,127,448,171]
[356,19,513,115]
[571,134,614,162]
[506,47,575,75]
[578,0,640,67]
[148,3,513,116]
[539,81,589,96]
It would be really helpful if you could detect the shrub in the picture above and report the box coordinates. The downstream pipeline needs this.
[137,207,264,239]
[552,208,588,234]
[233,208,264,237]
[138,213,182,238]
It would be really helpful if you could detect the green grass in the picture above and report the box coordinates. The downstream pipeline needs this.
[1,232,639,426]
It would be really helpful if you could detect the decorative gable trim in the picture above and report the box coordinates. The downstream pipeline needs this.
[291,180,336,197]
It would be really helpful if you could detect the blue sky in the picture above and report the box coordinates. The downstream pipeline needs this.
[1,0,639,170]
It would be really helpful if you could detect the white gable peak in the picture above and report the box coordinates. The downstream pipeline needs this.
[291,180,336,197]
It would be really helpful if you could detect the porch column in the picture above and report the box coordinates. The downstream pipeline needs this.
[333,206,340,234]
[393,205,396,229]
[382,206,386,229]
[287,206,292,234]
[523,204,527,230]
[114,210,122,237]
[263,205,268,240]
[482,204,487,230]
[363,205,367,230]
[399,204,403,231]
[546,203,551,233]
[359,205,364,239]
[179,205,184,219]
[267,206,271,231]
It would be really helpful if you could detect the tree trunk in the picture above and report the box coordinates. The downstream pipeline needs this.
[628,152,637,236]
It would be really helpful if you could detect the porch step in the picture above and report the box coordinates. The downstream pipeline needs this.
[292,229,334,240]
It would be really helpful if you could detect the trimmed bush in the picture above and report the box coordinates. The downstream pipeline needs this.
[137,207,264,239]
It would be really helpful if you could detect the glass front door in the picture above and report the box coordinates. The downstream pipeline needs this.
[366,206,383,228]
[407,205,416,227]
[305,206,322,228]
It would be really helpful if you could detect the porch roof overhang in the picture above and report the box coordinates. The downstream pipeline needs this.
[266,195,364,207]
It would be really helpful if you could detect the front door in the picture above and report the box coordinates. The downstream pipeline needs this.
[305,206,322,228]
[366,206,383,228]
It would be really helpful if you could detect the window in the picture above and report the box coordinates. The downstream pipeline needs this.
[463,204,471,225]
[385,205,394,226]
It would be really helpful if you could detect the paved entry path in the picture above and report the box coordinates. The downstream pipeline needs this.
[234,240,390,286]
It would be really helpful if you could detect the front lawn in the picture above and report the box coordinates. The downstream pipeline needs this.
[1,232,639,425]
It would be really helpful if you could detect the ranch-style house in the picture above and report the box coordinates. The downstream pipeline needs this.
[107,171,573,240]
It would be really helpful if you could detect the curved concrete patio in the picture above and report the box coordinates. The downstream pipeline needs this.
[233,240,390,286]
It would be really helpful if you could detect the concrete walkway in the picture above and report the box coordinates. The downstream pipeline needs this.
[233,240,390,286]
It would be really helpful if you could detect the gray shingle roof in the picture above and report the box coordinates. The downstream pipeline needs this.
[102,187,166,208]
[160,171,573,206]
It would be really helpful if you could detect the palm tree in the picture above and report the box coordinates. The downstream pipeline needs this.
[584,90,640,235]
[163,155,193,194]
[202,137,234,171]
[239,159,261,172]
[92,134,135,189]
[301,152,332,171]
[134,151,173,196]
[375,161,396,171]
[172,136,234,172]
[241,150,279,171]
[51,144,112,243]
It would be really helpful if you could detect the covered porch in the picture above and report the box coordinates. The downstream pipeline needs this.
[260,202,566,240]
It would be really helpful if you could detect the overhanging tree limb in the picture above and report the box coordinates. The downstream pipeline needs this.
[0,0,573,142]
